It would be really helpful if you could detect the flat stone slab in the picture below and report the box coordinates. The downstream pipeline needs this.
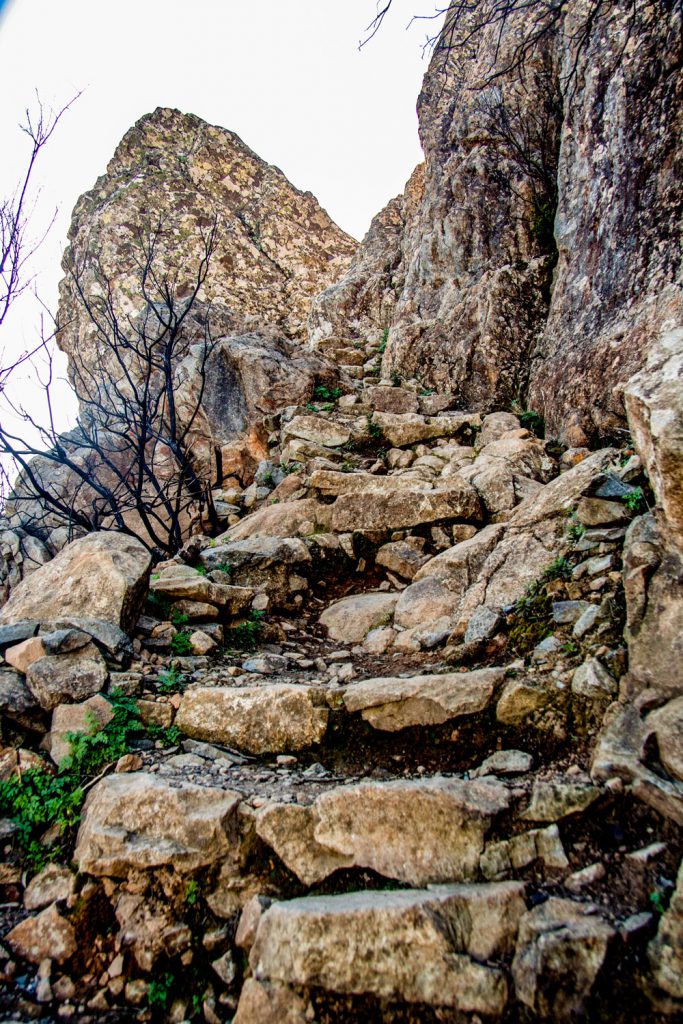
[176,684,329,754]
[342,667,505,731]
[257,775,510,886]
[319,592,399,642]
[330,482,481,533]
[249,883,523,1015]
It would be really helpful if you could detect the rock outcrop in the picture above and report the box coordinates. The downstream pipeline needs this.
[311,0,682,446]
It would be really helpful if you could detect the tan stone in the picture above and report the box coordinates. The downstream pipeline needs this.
[330,480,482,533]
[176,685,329,754]
[0,532,151,633]
[372,411,481,447]
[496,679,549,725]
[343,667,503,732]
[24,864,76,911]
[646,696,683,782]
[521,780,601,822]
[6,904,77,964]
[74,772,242,876]
[282,415,350,448]
[26,643,109,712]
[233,979,310,1024]
[222,500,332,541]
[150,571,253,613]
[319,592,398,642]
[189,629,217,655]
[250,886,515,1015]
[512,898,615,1019]
[4,636,46,674]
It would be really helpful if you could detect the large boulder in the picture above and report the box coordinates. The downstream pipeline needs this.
[25,643,109,712]
[342,667,503,732]
[256,776,510,886]
[248,885,522,1016]
[74,772,243,876]
[175,685,329,755]
[0,532,151,634]
[319,592,399,643]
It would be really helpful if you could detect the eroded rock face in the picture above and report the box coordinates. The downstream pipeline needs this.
[310,3,682,446]
[256,776,510,886]
[59,107,355,359]
[0,532,151,634]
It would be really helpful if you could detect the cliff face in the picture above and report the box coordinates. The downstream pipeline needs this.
[58,105,357,369]
[312,0,682,445]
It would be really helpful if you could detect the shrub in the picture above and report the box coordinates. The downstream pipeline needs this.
[225,610,265,651]
[170,630,193,656]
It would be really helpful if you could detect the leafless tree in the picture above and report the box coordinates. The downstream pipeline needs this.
[0,217,222,558]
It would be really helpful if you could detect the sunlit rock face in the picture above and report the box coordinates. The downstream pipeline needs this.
[58,105,357,369]
[311,0,682,446]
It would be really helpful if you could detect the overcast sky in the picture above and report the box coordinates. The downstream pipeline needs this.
[0,0,435,373]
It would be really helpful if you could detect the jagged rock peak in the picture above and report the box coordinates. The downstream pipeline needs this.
[58,105,357,363]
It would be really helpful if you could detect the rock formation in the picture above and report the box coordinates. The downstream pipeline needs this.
[312,0,682,446]
[0,3,681,1023]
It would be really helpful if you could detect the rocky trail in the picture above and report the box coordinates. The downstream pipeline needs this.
[0,336,681,1024]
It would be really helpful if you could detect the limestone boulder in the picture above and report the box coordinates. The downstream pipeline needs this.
[330,480,482,533]
[646,697,683,783]
[221,499,332,541]
[372,411,481,447]
[512,898,615,1020]
[282,415,350,448]
[25,642,108,712]
[176,685,329,754]
[250,885,521,1015]
[0,532,151,633]
[342,667,503,732]
[319,592,398,642]
[393,576,461,630]
[74,772,242,876]
[258,776,510,887]
[150,568,253,614]
[623,328,683,554]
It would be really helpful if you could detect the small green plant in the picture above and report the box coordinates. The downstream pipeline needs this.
[390,370,402,387]
[378,328,389,354]
[261,469,275,487]
[170,610,189,627]
[156,665,186,694]
[567,511,586,543]
[419,386,435,396]
[624,486,647,516]
[170,630,193,656]
[541,557,573,583]
[212,561,234,577]
[519,408,545,438]
[148,972,175,1011]
[313,384,343,402]
[281,461,303,476]
[367,415,384,440]
[225,610,265,651]
[649,889,668,915]
[185,879,201,906]
[194,565,208,577]
[508,558,574,654]
[340,459,356,473]
[147,590,171,618]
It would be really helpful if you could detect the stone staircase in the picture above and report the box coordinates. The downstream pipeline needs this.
[1,354,681,1023]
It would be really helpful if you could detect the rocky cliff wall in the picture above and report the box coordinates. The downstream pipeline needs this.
[311,0,682,446]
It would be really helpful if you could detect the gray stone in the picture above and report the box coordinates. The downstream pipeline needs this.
[464,605,504,644]
[521,780,601,822]
[0,621,39,649]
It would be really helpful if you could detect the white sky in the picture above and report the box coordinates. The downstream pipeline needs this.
[0,0,436,380]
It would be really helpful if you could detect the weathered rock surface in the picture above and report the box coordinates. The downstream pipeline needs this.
[6,904,77,965]
[25,642,109,712]
[342,667,503,731]
[249,886,522,1015]
[512,898,615,1019]
[257,776,509,886]
[319,592,398,642]
[176,685,329,754]
[74,773,242,876]
[0,532,151,633]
